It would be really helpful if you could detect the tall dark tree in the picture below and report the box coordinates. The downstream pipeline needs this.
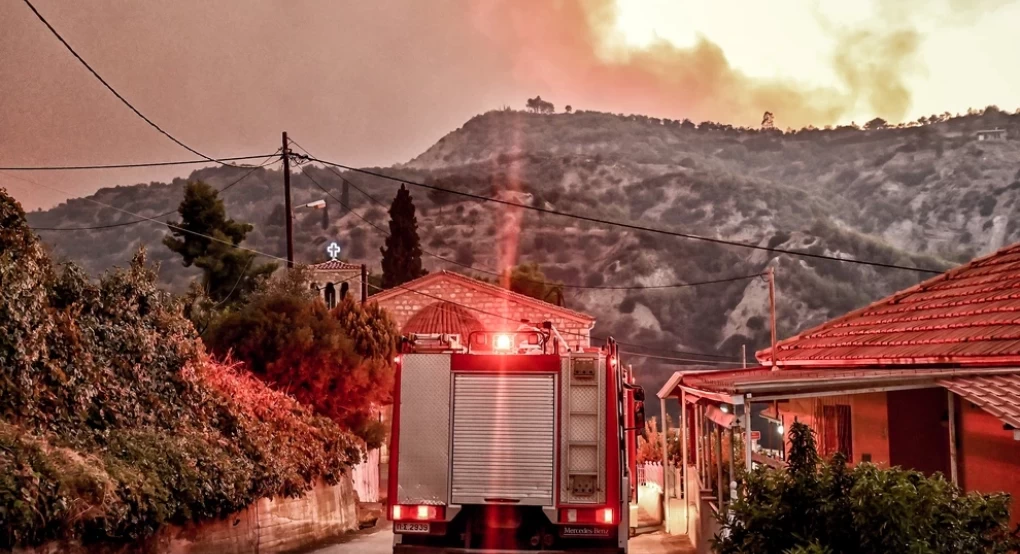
[380,184,426,289]
[163,181,276,304]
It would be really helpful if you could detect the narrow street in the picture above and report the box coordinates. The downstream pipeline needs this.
[308,523,695,553]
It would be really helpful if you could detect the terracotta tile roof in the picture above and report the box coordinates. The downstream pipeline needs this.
[402,301,485,337]
[758,242,1020,368]
[307,260,362,271]
[369,270,595,324]
[940,374,1020,429]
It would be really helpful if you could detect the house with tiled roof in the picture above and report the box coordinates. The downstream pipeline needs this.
[655,242,1020,548]
[368,270,596,349]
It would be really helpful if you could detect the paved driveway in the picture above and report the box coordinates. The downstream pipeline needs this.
[308,524,695,554]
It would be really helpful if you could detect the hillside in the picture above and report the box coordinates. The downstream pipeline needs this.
[26,108,1020,387]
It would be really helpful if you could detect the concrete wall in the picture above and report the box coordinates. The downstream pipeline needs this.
[15,478,358,554]
[782,392,890,465]
[167,477,358,554]
[959,400,1020,527]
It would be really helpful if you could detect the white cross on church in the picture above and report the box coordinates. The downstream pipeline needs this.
[326,242,341,260]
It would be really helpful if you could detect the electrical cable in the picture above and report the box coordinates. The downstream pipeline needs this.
[360,279,738,364]
[292,140,766,292]
[10,176,737,362]
[20,0,251,167]
[0,154,280,171]
[298,154,943,275]
[26,151,280,231]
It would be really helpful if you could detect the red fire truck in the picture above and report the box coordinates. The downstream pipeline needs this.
[387,324,647,553]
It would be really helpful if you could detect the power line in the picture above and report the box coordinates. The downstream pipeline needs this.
[360,279,737,363]
[619,351,747,367]
[0,154,280,171]
[291,140,764,292]
[23,152,280,231]
[19,0,248,167]
[12,176,735,362]
[298,154,943,275]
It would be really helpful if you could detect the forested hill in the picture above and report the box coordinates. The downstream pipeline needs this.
[27,106,1020,386]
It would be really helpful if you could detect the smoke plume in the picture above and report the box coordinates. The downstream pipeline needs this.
[472,0,1008,128]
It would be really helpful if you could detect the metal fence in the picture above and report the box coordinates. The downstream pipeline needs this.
[352,448,380,503]
[639,462,665,490]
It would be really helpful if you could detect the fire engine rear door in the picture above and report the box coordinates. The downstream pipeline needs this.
[450,373,557,506]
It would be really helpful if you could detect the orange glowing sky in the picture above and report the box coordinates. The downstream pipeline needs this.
[2,0,1018,209]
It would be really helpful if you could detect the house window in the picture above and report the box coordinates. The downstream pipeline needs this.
[821,404,853,460]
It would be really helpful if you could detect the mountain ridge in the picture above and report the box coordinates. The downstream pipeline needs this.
[24,107,1020,387]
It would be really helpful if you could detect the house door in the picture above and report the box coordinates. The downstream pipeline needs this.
[888,389,950,476]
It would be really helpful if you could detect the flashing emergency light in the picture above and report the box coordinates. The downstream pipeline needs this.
[494,334,513,351]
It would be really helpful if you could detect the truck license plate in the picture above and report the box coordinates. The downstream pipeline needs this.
[394,522,431,534]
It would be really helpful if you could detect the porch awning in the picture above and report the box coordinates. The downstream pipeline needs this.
[940,374,1020,429]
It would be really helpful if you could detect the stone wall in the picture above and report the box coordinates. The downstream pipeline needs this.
[166,477,357,554]
[15,477,357,554]
[373,277,592,349]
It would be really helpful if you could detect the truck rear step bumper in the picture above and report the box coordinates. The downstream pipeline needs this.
[394,547,624,554]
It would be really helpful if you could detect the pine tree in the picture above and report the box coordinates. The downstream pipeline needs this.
[163,181,276,304]
[500,262,564,304]
[380,184,426,289]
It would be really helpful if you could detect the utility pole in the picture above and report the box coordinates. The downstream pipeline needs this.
[768,266,777,370]
[283,131,294,268]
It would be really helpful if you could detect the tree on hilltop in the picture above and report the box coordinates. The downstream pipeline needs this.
[864,117,888,130]
[526,96,555,114]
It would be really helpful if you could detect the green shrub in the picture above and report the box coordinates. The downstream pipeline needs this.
[714,421,1019,554]
[0,191,358,548]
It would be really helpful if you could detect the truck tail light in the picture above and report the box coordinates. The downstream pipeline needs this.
[560,507,615,525]
[599,508,614,525]
[392,505,444,521]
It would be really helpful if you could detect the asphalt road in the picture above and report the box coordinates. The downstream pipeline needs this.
[308,523,695,553]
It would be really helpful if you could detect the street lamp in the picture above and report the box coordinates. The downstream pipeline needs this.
[296,199,327,212]
[293,198,329,232]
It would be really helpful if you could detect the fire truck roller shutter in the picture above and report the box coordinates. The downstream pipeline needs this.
[396,354,452,506]
[451,373,557,506]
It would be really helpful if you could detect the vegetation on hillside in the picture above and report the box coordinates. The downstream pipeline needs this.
[0,190,359,549]
[24,107,1020,392]
[714,421,1019,554]
[206,270,399,449]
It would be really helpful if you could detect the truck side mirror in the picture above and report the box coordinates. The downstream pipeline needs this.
[633,386,646,403]
[634,401,646,430]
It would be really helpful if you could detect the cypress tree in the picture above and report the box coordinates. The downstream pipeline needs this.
[380,184,426,289]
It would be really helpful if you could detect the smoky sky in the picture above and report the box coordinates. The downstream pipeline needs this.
[0,0,1015,210]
